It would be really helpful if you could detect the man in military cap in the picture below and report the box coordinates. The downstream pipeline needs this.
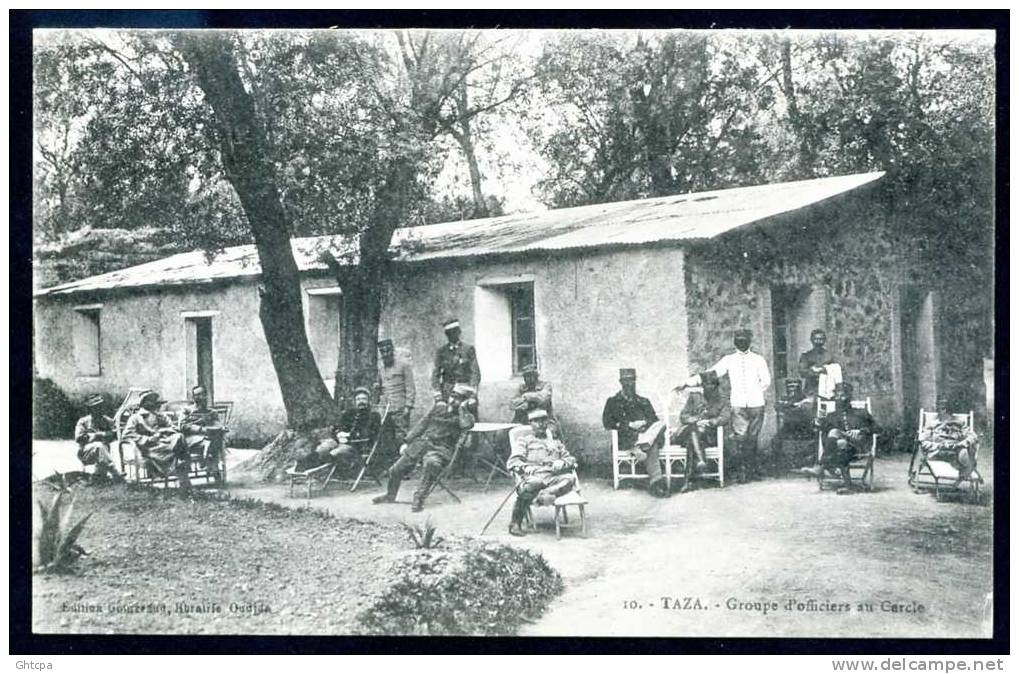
[509,363,556,430]
[431,318,481,402]
[73,394,123,481]
[674,370,730,493]
[375,338,416,447]
[180,386,224,478]
[602,368,669,497]
[706,328,771,482]
[801,382,877,494]
[506,409,578,536]
[372,382,477,512]
[301,387,382,472]
[123,390,191,488]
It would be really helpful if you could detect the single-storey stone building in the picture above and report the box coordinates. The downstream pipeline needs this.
[34,171,990,465]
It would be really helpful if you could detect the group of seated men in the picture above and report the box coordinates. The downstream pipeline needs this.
[73,386,223,488]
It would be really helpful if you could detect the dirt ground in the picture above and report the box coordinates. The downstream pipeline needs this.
[31,482,413,635]
[32,441,994,638]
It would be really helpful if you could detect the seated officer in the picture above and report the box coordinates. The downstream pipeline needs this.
[674,371,730,493]
[372,383,477,512]
[181,386,223,476]
[801,382,877,494]
[506,409,578,536]
[301,387,381,472]
[602,368,668,497]
[73,394,123,481]
[124,390,191,488]
[510,364,556,428]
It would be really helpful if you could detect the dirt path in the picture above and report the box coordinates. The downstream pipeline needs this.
[33,443,994,638]
[225,454,993,639]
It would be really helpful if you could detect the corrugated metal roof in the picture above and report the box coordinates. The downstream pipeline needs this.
[36,171,883,297]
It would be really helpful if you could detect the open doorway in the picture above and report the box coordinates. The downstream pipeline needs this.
[899,287,939,426]
[770,285,830,384]
[185,315,215,402]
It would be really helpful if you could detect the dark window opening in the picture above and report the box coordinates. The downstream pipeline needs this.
[508,283,536,374]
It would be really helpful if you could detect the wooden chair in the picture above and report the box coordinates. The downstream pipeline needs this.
[909,409,981,502]
[815,397,878,491]
[660,388,726,489]
[508,425,587,539]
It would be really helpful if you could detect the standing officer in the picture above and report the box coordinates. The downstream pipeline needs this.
[376,338,416,446]
[431,318,481,402]
[703,328,771,483]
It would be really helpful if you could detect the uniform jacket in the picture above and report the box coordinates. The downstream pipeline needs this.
[507,428,576,477]
[710,350,771,408]
[123,409,177,448]
[431,341,481,395]
[404,401,476,459]
[74,414,115,447]
[818,403,876,437]
[181,404,220,436]
[678,391,731,430]
[510,379,554,424]
[602,390,658,449]
[376,358,416,411]
[798,347,838,396]
[335,407,382,445]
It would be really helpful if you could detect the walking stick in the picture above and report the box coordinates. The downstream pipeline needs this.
[480,483,519,536]
[351,402,390,492]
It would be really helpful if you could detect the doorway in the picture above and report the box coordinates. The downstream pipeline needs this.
[899,287,939,425]
[185,316,214,402]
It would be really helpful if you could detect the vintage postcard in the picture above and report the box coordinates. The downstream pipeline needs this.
[28,22,998,642]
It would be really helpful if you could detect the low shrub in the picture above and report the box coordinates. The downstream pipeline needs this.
[32,377,75,439]
[359,543,563,635]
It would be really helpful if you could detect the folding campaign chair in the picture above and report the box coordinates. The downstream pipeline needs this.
[815,397,878,492]
[908,408,982,502]
[508,425,587,540]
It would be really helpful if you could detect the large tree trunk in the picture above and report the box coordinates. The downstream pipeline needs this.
[331,159,417,407]
[455,82,489,218]
[780,39,815,176]
[175,33,336,431]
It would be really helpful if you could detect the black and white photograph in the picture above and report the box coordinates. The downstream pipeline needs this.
[20,13,1003,648]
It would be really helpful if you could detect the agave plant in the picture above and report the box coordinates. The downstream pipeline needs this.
[35,489,94,573]
[402,517,444,549]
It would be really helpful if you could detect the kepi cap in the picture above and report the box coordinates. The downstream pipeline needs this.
[619,368,637,379]
[377,338,393,347]
[443,318,461,330]
[352,386,372,398]
[85,394,105,408]
[521,363,538,375]
[527,408,549,420]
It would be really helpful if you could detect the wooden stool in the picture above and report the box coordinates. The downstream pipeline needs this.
[552,491,589,540]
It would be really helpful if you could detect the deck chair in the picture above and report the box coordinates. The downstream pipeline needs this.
[349,403,390,492]
[909,409,981,502]
[112,388,153,483]
[508,425,588,539]
[420,431,468,504]
[661,388,725,489]
[815,397,878,491]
